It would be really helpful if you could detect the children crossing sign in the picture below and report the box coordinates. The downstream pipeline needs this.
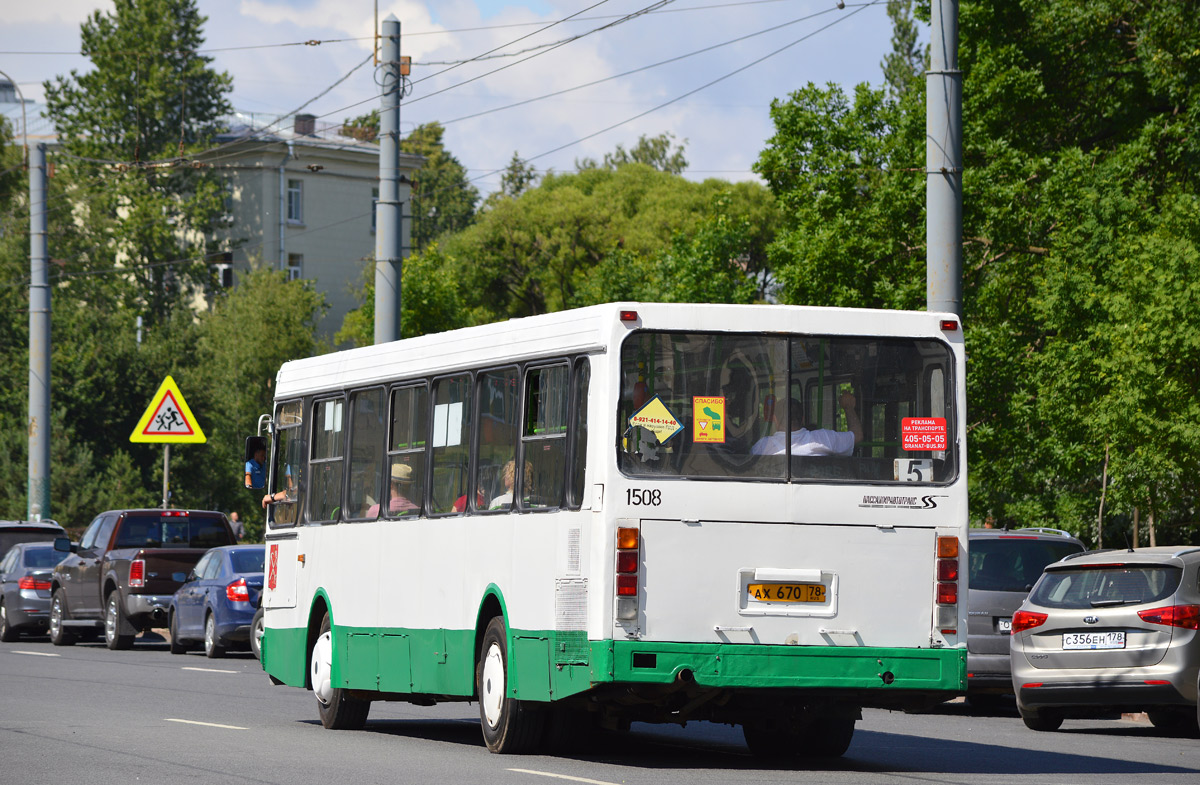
[129,376,207,443]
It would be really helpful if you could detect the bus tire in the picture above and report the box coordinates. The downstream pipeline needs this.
[743,715,855,760]
[477,616,543,753]
[312,612,370,730]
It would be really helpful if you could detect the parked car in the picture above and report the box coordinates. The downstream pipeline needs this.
[0,520,67,563]
[0,542,69,641]
[50,509,237,649]
[168,544,264,658]
[1011,546,1200,734]
[966,527,1086,701]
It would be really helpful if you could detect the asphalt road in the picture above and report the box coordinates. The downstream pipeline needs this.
[2,633,1199,785]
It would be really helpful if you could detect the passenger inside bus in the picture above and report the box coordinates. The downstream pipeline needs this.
[489,459,533,510]
[750,394,863,457]
[366,463,419,517]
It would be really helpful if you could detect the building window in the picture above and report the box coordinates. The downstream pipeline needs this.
[287,253,303,281]
[287,179,304,223]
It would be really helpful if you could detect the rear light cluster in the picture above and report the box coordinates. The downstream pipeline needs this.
[616,526,639,621]
[1138,605,1200,630]
[226,578,251,603]
[128,559,145,588]
[1011,610,1048,633]
[935,536,959,635]
[160,510,189,517]
[18,576,51,591]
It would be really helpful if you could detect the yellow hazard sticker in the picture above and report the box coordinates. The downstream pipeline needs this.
[692,396,726,443]
[628,395,683,444]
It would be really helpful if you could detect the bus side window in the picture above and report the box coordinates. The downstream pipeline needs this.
[309,397,345,522]
[431,374,473,515]
[271,401,304,527]
[477,368,520,513]
[347,388,386,520]
[387,384,428,519]
[567,357,590,509]
[522,364,569,510]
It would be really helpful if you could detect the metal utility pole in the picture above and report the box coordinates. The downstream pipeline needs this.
[374,14,405,344]
[926,0,962,317]
[28,142,51,520]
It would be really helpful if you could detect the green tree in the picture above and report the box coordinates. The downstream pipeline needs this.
[340,112,379,142]
[401,122,479,250]
[576,132,689,175]
[498,152,538,199]
[43,0,233,326]
[756,0,1200,545]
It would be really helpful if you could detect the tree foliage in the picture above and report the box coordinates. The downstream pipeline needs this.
[758,0,1200,545]
[401,122,480,251]
[43,0,234,326]
[576,132,689,175]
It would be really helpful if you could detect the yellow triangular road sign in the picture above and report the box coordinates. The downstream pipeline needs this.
[130,376,207,443]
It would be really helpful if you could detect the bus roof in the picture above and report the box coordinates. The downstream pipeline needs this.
[274,302,960,399]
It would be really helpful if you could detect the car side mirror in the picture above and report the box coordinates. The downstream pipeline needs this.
[187,570,198,582]
[53,537,74,553]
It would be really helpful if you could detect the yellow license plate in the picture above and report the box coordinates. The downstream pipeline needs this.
[747,583,826,602]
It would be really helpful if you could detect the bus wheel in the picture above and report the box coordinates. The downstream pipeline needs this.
[312,612,370,730]
[477,616,544,753]
[743,715,856,760]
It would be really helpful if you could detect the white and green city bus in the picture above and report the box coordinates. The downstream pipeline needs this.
[254,302,967,757]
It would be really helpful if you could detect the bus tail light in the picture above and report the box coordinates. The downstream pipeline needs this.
[226,578,251,603]
[616,526,640,620]
[128,559,145,588]
[935,536,959,634]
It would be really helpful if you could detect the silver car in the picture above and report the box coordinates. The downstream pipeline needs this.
[1,542,69,641]
[967,527,1084,702]
[1010,546,1200,734]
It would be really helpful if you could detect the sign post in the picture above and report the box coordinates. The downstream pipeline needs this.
[130,376,207,508]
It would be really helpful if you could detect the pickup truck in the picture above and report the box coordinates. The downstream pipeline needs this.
[49,509,237,650]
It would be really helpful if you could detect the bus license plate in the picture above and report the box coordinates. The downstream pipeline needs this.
[1062,631,1125,650]
[747,583,826,603]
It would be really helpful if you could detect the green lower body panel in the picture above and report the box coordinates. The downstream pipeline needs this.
[607,640,966,692]
[262,622,964,699]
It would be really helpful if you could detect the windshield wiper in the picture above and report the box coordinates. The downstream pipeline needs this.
[1090,599,1132,608]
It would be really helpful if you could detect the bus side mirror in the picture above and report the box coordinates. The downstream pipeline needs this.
[244,435,268,489]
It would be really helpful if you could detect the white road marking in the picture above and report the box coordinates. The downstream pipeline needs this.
[10,650,60,657]
[507,769,623,785]
[181,666,239,674]
[165,718,249,730]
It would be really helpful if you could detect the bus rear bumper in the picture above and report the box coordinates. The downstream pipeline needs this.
[604,640,965,695]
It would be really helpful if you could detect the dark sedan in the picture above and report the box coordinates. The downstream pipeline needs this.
[1,543,69,640]
[168,545,264,658]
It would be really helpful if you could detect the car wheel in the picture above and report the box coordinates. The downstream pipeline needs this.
[312,611,369,729]
[1148,708,1200,737]
[104,591,135,650]
[1019,706,1063,732]
[204,613,226,659]
[250,608,265,661]
[477,616,543,753]
[168,611,189,655]
[0,600,19,642]
[49,589,76,646]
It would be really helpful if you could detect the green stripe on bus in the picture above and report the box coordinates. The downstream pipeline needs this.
[262,623,963,699]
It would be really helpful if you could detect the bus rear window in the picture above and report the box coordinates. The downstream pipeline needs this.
[617,331,957,484]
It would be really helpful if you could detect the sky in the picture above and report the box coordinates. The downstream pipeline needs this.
[0,1,907,195]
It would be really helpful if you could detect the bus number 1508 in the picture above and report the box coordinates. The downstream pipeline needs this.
[626,489,661,506]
